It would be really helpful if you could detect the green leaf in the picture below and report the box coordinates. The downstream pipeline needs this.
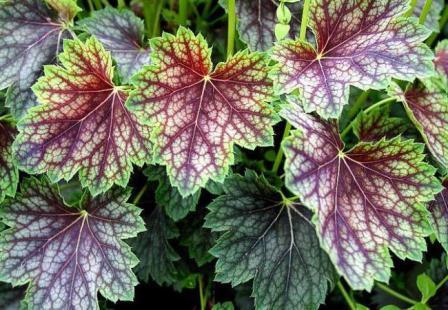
[0,119,18,203]
[180,218,216,267]
[205,171,334,309]
[0,177,145,308]
[212,301,235,310]
[144,166,200,221]
[0,283,25,310]
[380,306,401,310]
[131,207,181,286]
[416,273,437,303]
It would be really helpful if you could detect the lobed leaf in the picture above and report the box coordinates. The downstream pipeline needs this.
[390,81,448,168]
[131,207,182,286]
[0,177,145,309]
[353,106,408,142]
[13,37,152,196]
[205,171,334,309]
[272,0,434,119]
[0,0,79,119]
[219,0,301,51]
[128,27,278,197]
[0,119,18,203]
[281,105,441,290]
[81,7,150,82]
[428,180,448,255]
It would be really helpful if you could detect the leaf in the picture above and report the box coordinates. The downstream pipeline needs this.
[45,0,81,22]
[434,40,448,84]
[180,218,216,267]
[0,177,145,309]
[413,0,444,33]
[0,0,77,119]
[353,106,408,142]
[0,283,25,310]
[219,0,301,51]
[128,27,278,197]
[13,37,152,196]
[271,0,434,119]
[131,207,182,286]
[281,106,441,290]
[212,302,235,310]
[205,171,334,309]
[81,7,150,82]
[0,119,18,203]
[428,180,448,254]
[416,273,436,303]
[144,166,200,221]
[390,81,448,168]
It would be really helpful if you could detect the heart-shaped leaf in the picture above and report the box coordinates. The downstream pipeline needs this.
[272,0,434,118]
[281,104,440,290]
[0,177,145,309]
[128,27,278,196]
[205,171,335,309]
[81,7,150,82]
[13,37,152,195]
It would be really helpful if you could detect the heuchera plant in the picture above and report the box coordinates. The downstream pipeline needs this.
[0,0,447,309]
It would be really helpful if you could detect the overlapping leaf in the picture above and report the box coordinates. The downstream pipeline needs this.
[390,81,448,168]
[144,166,200,221]
[81,7,150,82]
[128,27,278,196]
[13,37,152,195]
[0,177,145,309]
[272,0,434,118]
[281,105,440,290]
[413,0,443,33]
[434,40,448,84]
[131,207,182,285]
[0,119,18,203]
[205,171,334,309]
[0,0,79,119]
[428,180,448,254]
[353,106,408,142]
[219,0,301,51]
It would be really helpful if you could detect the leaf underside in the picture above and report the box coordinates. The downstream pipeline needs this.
[205,171,334,309]
[129,27,278,197]
[0,177,145,309]
[272,0,434,119]
[13,37,152,196]
[0,0,71,119]
[281,104,440,290]
[81,7,150,82]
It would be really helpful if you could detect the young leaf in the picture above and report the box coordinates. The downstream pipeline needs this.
[45,0,81,22]
[219,0,300,51]
[413,0,444,33]
[81,7,150,82]
[434,40,448,84]
[428,180,448,254]
[13,37,152,196]
[205,171,334,309]
[0,0,79,119]
[390,81,448,168]
[0,119,18,203]
[131,207,183,286]
[128,27,278,197]
[144,166,200,221]
[416,273,437,303]
[271,0,434,118]
[281,106,440,290]
[0,177,145,308]
[353,107,408,142]
[212,301,235,310]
